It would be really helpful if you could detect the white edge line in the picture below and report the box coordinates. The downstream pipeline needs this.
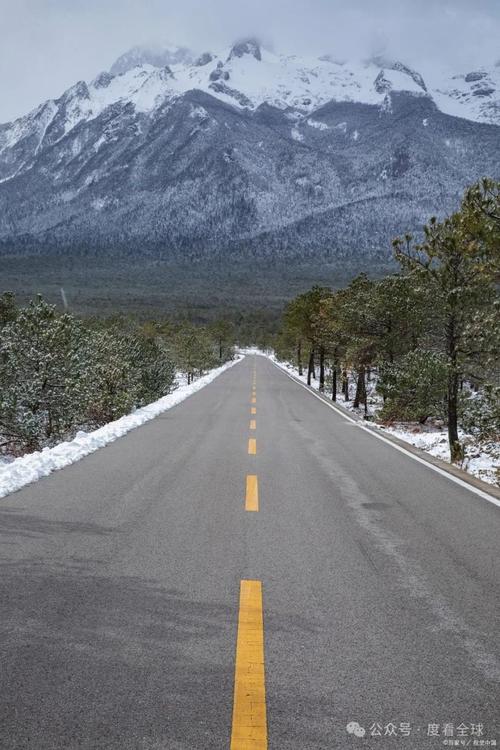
[270,359,500,510]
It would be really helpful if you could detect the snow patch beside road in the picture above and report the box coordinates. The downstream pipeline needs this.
[0,357,243,500]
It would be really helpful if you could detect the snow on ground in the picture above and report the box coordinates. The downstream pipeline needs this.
[0,356,243,500]
[259,351,500,488]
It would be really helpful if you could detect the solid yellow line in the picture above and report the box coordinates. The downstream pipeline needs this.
[230,580,267,749]
[245,474,259,511]
[248,438,257,455]
[250,420,256,430]
[251,407,256,415]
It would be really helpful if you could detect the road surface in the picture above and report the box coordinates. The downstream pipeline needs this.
[0,355,498,749]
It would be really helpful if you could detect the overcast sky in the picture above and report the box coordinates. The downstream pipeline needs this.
[1,0,499,123]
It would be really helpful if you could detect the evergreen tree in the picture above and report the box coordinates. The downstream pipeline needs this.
[378,351,448,424]
[209,319,235,361]
[284,286,332,385]
[0,292,17,327]
[0,298,89,449]
[393,180,500,461]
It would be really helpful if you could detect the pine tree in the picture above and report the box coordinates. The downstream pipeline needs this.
[0,292,17,327]
[378,351,448,424]
[0,298,89,450]
[393,180,500,462]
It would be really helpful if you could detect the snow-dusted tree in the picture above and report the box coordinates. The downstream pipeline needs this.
[128,334,175,406]
[0,297,90,450]
[209,319,235,361]
[378,351,448,424]
[331,275,378,412]
[283,286,332,387]
[172,325,218,384]
[0,292,17,327]
[461,384,500,444]
[393,180,500,462]
[83,328,140,426]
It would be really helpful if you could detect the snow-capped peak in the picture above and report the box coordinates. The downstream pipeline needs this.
[227,38,262,63]
[1,41,499,170]
[370,56,428,92]
[109,43,193,76]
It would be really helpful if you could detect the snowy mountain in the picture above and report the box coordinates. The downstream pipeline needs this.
[109,44,193,76]
[0,38,499,292]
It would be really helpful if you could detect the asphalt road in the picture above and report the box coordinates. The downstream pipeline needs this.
[0,355,499,750]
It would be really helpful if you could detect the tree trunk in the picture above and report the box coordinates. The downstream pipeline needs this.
[307,348,315,386]
[353,367,366,410]
[331,366,337,401]
[297,339,303,376]
[319,346,325,392]
[447,366,462,462]
[446,315,463,463]
[448,370,462,462]
[342,368,349,401]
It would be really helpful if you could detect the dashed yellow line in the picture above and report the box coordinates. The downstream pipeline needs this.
[248,438,257,455]
[251,407,256,415]
[251,397,256,404]
[230,580,267,749]
[245,475,259,512]
[250,420,256,430]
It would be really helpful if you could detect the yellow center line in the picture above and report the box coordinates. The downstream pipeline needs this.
[251,397,256,404]
[251,407,256,415]
[248,438,257,455]
[250,420,256,430]
[230,580,267,749]
[245,475,259,511]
